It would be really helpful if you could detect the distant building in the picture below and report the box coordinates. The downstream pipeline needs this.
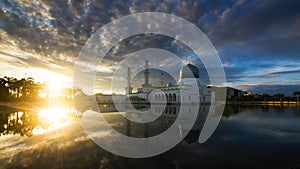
[226,87,246,100]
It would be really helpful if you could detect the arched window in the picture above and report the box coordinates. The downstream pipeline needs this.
[166,94,168,101]
[173,93,176,102]
[172,107,176,114]
[169,94,172,101]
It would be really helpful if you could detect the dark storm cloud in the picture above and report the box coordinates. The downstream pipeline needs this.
[1,0,299,60]
[103,34,194,64]
[0,0,207,61]
[209,0,300,63]
[209,0,300,44]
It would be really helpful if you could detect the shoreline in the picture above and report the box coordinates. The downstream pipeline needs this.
[226,101,300,106]
[0,101,74,111]
[1,101,299,107]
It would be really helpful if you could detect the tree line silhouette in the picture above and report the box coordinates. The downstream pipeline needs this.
[0,76,46,102]
[0,76,77,102]
[227,91,300,102]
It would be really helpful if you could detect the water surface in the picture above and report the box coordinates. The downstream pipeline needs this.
[0,105,300,169]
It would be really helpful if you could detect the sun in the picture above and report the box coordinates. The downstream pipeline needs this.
[49,81,64,92]
[45,75,71,97]
[21,67,72,95]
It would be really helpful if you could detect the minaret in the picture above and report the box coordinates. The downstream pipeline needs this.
[142,60,152,93]
[144,60,149,86]
[160,73,164,87]
[125,67,132,95]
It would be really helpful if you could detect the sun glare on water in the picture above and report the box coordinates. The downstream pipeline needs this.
[18,68,75,135]
[33,106,73,135]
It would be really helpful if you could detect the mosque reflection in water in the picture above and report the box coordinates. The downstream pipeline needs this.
[86,103,223,145]
[125,104,211,144]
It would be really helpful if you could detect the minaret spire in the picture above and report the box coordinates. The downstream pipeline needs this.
[142,60,152,93]
[160,73,164,87]
[125,67,132,95]
[144,60,149,86]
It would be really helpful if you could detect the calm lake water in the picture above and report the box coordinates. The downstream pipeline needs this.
[0,104,300,169]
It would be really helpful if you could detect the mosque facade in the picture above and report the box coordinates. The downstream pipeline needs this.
[127,60,213,104]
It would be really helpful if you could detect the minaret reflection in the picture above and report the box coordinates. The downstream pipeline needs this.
[126,117,131,137]
[124,104,211,144]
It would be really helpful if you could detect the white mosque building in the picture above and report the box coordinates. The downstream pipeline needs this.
[127,60,213,104]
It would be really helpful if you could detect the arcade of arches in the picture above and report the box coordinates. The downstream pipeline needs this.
[154,93,178,102]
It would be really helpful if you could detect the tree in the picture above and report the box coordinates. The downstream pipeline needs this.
[294,91,300,102]
[0,76,44,101]
[20,77,43,101]
[0,77,9,101]
[260,93,270,101]
[24,77,38,100]
[273,93,284,101]
[10,77,21,100]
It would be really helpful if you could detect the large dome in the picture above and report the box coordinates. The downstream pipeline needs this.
[179,63,199,79]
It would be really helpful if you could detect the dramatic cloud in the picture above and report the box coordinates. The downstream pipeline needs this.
[0,0,299,94]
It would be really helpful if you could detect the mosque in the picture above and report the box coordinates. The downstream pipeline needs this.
[126,60,213,104]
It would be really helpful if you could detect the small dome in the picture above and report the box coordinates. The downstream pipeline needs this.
[179,63,199,79]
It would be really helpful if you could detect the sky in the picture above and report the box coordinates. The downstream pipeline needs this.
[0,0,300,95]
